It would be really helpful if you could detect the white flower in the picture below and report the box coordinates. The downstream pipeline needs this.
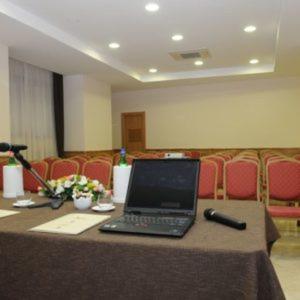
[49,180,56,188]
[92,180,99,186]
[98,184,104,193]
[78,176,88,186]
[55,185,65,195]
[64,180,72,188]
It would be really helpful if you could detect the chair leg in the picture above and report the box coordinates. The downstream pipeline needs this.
[297,220,300,227]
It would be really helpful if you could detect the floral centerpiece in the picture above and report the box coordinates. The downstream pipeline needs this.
[38,175,105,205]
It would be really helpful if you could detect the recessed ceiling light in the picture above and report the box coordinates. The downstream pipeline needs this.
[109,42,120,49]
[249,59,259,64]
[194,60,204,66]
[149,68,158,73]
[172,34,183,41]
[244,25,256,33]
[145,3,159,12]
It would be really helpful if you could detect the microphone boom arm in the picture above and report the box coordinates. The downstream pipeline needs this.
[13,152,56,197]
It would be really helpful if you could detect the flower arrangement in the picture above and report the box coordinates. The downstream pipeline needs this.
[38,175,105,202]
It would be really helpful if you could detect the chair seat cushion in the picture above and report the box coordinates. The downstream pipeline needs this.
[268,206,300,218]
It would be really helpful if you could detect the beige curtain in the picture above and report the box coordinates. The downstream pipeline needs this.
[9,58,57,161]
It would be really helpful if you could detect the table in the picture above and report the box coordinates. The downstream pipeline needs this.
[0,196,285,300]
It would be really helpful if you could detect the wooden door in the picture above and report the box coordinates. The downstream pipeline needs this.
[122,112,145,151]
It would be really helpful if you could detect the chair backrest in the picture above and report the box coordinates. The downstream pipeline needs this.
[70,156,88,174]
[266,158,300,203]
[204,155,225,189]
[224,158,260,201]
[23,161,48,192]
[197,160,218,199]
[93,156,113,164]
[82,160,112,188]
[50,159,80,180]
[43,157,60,179]
[293,154,300,161]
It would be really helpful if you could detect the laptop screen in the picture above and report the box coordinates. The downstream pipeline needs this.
[125,159,200,213]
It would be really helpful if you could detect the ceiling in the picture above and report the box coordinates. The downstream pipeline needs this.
[0,0,299,91]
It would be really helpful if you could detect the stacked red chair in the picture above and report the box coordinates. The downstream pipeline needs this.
[266,158,300,219]
[198,160,218,199]
[224,158,260,201]
[70,156,88,174]
[82,160,112,189]
[50,159,80,180]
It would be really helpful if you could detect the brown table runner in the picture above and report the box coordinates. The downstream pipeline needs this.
[0,196,284,300]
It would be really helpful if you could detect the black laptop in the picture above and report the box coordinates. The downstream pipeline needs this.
[100,159,200,237]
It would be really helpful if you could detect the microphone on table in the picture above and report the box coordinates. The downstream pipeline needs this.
[204,208,246,230]
[0,143,27,153]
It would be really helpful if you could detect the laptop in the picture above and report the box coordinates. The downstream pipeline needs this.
[100,159,200,237]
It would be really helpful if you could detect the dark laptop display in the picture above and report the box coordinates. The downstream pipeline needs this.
[100,159,200,237]
[125,159,198,212]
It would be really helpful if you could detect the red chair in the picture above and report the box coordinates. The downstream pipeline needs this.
[70,156,88,174]
[93,156,113,164]
[50,159,80,180]
[23,161,48,192]
[198,160,218,199]
[43,157,60,179]
[82,160,112,189]
[266,158,300,221]
[224,158,260,201]
[205,155,225,189]
[266,158,300,202]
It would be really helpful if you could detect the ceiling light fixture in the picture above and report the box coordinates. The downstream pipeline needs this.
[109,42,120,49]
[149,68,158,73]
[249,59,259,64]
[145,3,159,12]
[244,25,256,33]
[172,34,183,41]
[194,60,204,66]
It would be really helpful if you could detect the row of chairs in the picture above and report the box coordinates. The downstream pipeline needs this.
[0,158,113,193]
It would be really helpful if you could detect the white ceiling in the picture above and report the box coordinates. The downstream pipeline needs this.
[0,0,299,91]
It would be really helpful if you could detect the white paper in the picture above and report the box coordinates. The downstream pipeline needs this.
[0,209,20,218]
[113,165,132,203]
[3,165,24,198]
[29,213,110,235]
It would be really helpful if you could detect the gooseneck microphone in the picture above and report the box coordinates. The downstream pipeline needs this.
[204,208,246,230]
[0,143,27,153]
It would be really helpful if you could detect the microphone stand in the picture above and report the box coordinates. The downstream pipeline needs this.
[14,152,64,209]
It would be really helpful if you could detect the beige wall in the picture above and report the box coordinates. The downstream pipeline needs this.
[0,43,10,152]
[83,76,112,151]
[112,77,300,149]
[64,75,112,151]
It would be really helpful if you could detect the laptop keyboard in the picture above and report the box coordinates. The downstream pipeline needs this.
[121,215,189,227]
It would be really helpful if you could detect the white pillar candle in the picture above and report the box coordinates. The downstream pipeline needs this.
[3,165,24,198]
[112,165,132,203]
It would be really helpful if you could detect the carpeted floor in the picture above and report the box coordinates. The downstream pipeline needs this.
[271,219,300,300]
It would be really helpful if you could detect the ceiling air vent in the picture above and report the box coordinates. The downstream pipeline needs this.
[169,49,211,61]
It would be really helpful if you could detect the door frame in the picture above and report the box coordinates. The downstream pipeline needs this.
[121,111,146,151]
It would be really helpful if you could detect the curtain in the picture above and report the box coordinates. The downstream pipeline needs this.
[53,73,64,157]
[9,58,57,161]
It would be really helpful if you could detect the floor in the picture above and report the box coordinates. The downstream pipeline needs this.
[271,219,300,300]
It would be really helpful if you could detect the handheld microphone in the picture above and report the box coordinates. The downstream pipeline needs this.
[204,208,246,230]
[0,143,27,153]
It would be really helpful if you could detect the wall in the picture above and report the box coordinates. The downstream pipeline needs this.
[0,43,10,153]
[64,75,112,151]
[112,77,300,149]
